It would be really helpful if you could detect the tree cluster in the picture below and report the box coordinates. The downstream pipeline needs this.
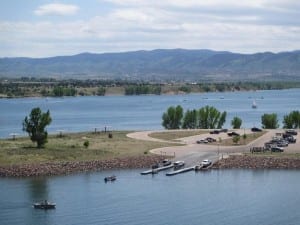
[162,105,227,129]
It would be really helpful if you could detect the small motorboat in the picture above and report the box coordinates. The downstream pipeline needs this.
[173,161,185,169]
[162,159,172,167]
[104,175,116,182]
[33,200,56,209]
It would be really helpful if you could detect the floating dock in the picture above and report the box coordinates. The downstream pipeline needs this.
[140,164,174,175]
[165,167,195,176]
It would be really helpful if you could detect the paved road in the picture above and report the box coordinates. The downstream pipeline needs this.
[127,129,300,167]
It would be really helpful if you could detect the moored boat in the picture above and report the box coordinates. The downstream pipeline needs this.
[173,161,185,169]
[162,159,172,166]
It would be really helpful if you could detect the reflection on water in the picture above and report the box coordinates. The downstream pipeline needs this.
[28,178,49,202]
[1,169,300,225]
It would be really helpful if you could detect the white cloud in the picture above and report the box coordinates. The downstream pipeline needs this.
[34,3,79,16]
[0,0,300,56]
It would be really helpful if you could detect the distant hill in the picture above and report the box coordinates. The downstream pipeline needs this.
[1,49,300,81]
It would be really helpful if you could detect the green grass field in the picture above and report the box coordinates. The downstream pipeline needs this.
[0,131,178,166]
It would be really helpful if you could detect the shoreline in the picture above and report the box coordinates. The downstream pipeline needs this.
[2,154,300,177]
[1,86,300,99]
[213,155,300,169]
[0,155,165,177]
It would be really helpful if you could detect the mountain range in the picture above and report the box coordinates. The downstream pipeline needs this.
[1,49,300,81]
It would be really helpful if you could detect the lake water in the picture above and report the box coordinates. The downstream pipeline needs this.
[1,169,300,225]
[0,88,299,138]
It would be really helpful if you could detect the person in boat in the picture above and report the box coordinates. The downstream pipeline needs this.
[44,200,48,205]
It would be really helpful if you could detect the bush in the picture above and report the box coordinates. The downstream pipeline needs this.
[83,140,89,148]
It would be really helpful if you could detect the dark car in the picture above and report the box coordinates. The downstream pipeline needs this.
[209,130,220,134]
[286,130,298,136]
[271,147,284,152]
[206,137,217,143]
[251,127,262,132]
[227,131,240,136]
[285,136,296,143]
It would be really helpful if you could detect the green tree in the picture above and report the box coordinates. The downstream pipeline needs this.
[231,116,242,129]
[261,113,279,129]
[182,109,198,129]
[198,106,227,129]
[283,111,300,128]
[83,140,89,148]
[217,111,227,129]
[22,107,52,148]
[162,105,183,129]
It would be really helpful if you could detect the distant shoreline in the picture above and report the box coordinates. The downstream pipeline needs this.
[1,79,300,98]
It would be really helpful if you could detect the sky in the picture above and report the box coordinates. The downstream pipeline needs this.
[0,0,300,57]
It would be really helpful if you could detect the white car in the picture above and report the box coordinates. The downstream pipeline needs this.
[201,159,212,167]
[196,139,208,144]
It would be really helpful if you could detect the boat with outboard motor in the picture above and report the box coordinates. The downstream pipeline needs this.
[33,200,56,209]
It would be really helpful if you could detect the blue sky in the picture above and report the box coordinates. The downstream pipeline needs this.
[1,0,300,57]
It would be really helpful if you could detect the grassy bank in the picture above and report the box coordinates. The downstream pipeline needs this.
[0,131,178,166]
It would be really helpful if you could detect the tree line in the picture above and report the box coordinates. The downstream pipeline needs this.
[162,105,300,130]
[21,106,300,149]
[2,78,300,98]
[162,105,227,129]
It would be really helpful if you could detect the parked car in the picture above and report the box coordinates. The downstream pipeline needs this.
[227,131,240,136]
[196,139,208,144]
[210,130,220,134]
[251,127,262,132]
[286,130,298,135]
[285,136,296,143]
[271,147,284,152]
[201,159,212,167]
[277,141,288,147]
[205,137,216,143]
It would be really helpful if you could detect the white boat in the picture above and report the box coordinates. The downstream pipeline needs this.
[252,100,257,108]
[173,161,185,169]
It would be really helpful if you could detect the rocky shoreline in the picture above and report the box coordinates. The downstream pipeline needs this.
[2,155,300,177]
[213,155,300,169]
[0,155,165,177]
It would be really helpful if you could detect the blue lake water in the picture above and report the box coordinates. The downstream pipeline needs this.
[0,88,300,138]
[1,169,300,225]
[1,89,300,225]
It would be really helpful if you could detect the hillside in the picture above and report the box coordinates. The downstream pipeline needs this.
[1,49,300,81]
